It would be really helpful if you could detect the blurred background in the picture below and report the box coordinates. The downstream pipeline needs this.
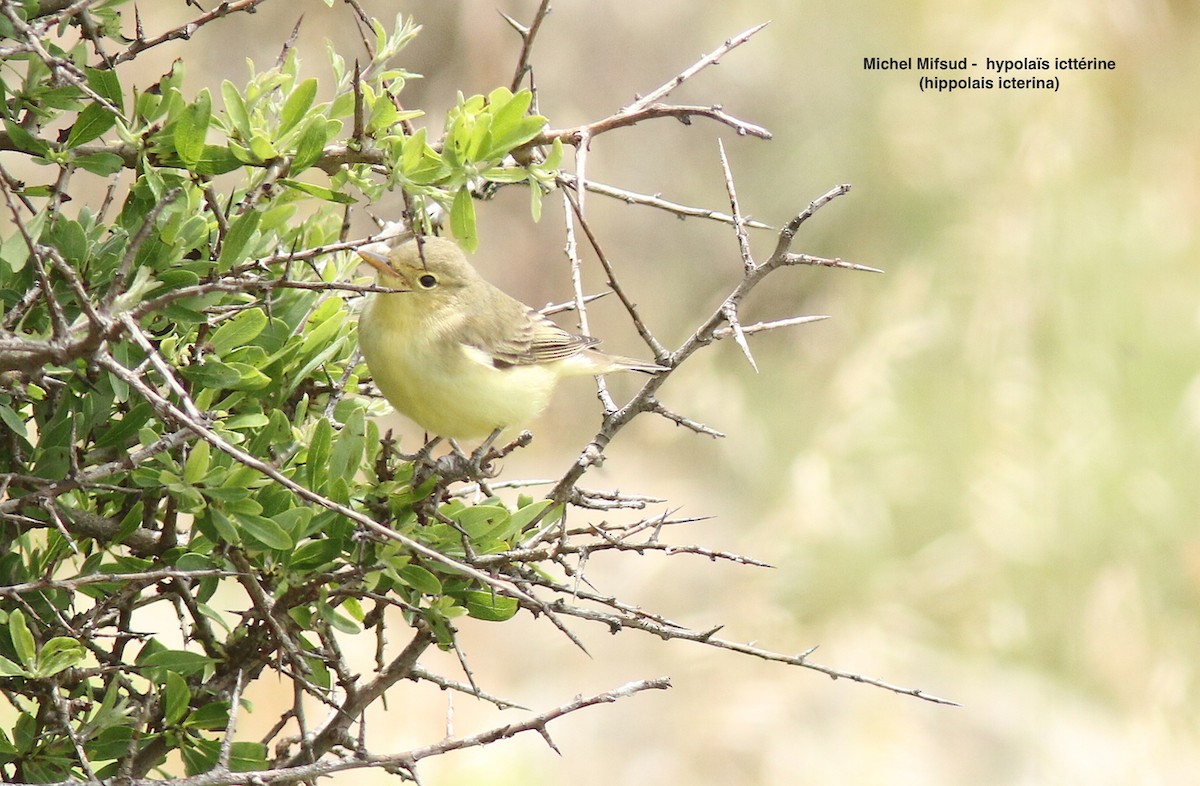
[103,0,1200,783]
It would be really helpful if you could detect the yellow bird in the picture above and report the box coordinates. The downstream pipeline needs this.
[356,236,666,440]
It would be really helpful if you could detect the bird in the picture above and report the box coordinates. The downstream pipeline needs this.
[356,235,666,440]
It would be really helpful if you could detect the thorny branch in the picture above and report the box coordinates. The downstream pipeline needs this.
[557,173,774,229]
[502,0,553,93]
[0,5,948,786]
[534,182,868,517]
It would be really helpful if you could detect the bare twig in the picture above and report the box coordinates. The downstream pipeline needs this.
[409,665,527,711]
[542,103,770,147]
[558,174,774,229]
[563,190,670,361]
[538,183,858,525]
[107,0,273,67]
[645,398,726,438]
[536,23,772,148]
[284,629,434,768]
[547,596,957,705]
[711,314,830,340]
[561,190,616,413]
[217,670,247,769]
[539,290,610,317]
[0,568,232,597]
[718,139,754,271]
[503,0,553,92]
[627,23,769,112]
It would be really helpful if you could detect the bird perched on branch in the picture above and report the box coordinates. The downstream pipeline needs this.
[356,236,666,441]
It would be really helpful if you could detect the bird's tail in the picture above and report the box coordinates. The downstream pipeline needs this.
[591,350,670,375]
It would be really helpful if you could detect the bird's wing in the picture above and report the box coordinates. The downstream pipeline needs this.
[459,304,598,369]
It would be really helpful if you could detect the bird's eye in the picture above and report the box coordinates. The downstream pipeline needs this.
[418,274,438,289]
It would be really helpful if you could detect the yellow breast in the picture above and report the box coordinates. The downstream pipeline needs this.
[358,294,561,440]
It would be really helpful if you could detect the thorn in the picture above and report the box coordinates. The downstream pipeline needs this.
[276,15,304,68]
[781,253,885,274]
[537,726,562,755]
[352,60,364,143]
[722,303,758,373]
[498,10,529,36]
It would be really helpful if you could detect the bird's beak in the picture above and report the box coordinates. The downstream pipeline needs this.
[357,249,395,277]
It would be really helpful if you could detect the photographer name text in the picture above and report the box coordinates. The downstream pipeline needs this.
[863,56,1116,92]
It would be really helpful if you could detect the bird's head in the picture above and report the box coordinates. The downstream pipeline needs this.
[357,236,480,311]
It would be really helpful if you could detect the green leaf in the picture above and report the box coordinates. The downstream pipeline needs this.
[450,504,509,539]
[182,440,210,485]
[485,115,546,161]
[248,132,278,162]
[229,140,258,164]
[136,88,163,123]
[271,507,313,539]
[295,302,347,356]
[182,737,219,776]
[543,137,565,170]
[0,655,27,677]
[529,179,544,222]
[484,88,545,160]
[329,408,365,484]
[216,210,261,270]
[174,89,212,167]
[401,127,427,173]
[505,500,560,538]
[221,80,251,140]
[280,77,318,134]
[139,648,214,677]
[396,564,442,596]
[163,670,190,726]
[449,186,477,251]
[13,185,53,198]
[1,233,28,274]
[174,552,214,571]
[482,166,532,184]
[288,539,340,572]
[307,418,332,491]
[367,94,399,132]
[7,609,36,668]
[13,711,35,751]
[279,179,355,204]
[463,112,491,162]
[290,116,329,174]
[236,513,294,551]
[0,403,28,441]
[209,308,267,356]
[185,701,230,730]
[179,360,242,391]
[318,598,362,634]
[74,152,125,175]
[225,412,271,430]
[192,145,242,176]
[3,118,49,156]
[65,102,117,148]
[86,66,124,110]
[34,637,84,677]
[49,217,87,262]
[463,591,519,622]
[341,596,365,623]
[229,741,269,772]
[86,726,135,761]
[487,86,521,115]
